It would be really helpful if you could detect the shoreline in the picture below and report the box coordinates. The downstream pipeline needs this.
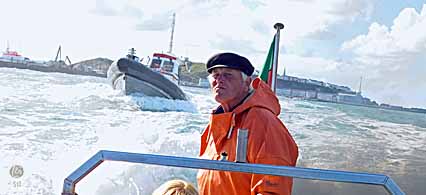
[0,60,106,78]
[301,97,426,115]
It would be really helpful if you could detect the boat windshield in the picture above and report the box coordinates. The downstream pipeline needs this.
[150,58,161,68]
[162,60,174,72]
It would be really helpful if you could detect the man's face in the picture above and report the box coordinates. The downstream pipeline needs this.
[208,68,249,106]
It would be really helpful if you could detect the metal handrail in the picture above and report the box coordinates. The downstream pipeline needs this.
[62,150,405,195]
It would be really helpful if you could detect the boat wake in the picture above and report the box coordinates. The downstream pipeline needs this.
[126,93,197,113]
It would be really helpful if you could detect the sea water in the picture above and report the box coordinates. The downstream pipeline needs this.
[0,68,425,195]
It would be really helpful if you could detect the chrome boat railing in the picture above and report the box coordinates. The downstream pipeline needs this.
[62,150,405,195]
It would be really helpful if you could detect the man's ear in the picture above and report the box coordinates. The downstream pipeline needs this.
[245,77,252,91]
[246,77,252,84]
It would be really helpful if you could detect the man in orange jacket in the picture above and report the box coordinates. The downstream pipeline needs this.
[197,52,299,195]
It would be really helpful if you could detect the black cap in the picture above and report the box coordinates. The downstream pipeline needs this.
[206,52,254,76]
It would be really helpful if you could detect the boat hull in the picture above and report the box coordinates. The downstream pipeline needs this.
[107,58,187,100]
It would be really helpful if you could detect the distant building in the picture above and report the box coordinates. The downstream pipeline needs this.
[273,73,423,113]
[337,93,364,105]
[380,104,404,111]
[306,79,324,86]
[317,92,336,102]
[329,83,352,93]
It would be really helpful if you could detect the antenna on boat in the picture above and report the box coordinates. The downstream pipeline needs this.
[128,48,136,56]
[168,13,176,54]
[6,40,10,53]
[127,48,138,61]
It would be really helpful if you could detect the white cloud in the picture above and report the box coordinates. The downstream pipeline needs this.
[252,0,375,43]
[326,0,375,21]
[342,5,426,56]
[91,0,120,16]
[279,54,340,80]
[340,4,426,107]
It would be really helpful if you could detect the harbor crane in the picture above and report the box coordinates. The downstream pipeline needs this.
[55,45,72,65]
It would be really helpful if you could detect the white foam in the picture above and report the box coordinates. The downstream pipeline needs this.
[125,93,198,113]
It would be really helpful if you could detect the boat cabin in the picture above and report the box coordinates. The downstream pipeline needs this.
[149,53,180,83]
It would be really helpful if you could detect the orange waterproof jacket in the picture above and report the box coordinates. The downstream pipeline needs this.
[197,78,299,195]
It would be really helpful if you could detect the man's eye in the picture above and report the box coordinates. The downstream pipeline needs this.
[223,73,233,78]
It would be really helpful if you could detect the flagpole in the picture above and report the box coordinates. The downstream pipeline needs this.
[271,23,284,93]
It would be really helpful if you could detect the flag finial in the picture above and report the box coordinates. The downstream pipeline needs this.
[274,23,284,30]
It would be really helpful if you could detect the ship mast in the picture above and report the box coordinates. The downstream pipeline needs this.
[168,13,176,54]
[6,41,10,53]
[358,76,363,95]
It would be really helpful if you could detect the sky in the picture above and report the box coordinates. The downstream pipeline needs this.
[0,0,425,108]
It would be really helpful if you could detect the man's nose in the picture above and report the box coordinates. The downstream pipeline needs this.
[216,74,226,82]
[209,73,228,84]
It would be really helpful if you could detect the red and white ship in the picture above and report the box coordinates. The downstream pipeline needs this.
[0,47,29,62]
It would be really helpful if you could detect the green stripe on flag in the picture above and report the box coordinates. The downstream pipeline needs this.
[259,36,275,83]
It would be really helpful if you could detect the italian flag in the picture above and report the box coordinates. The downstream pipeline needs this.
[259,36,275,87]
